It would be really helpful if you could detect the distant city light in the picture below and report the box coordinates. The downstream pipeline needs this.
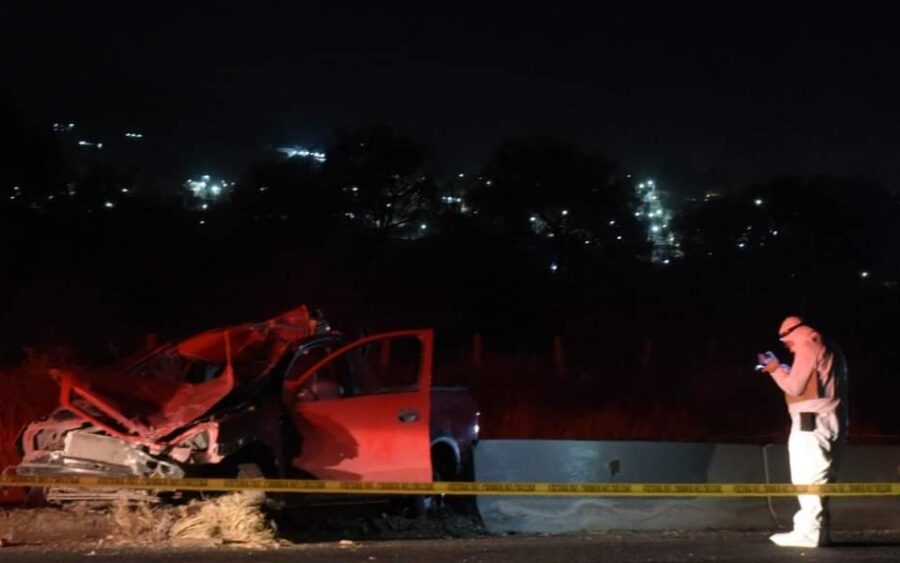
[609,220,616,226]
[550,262,559,272]
[276,146,326,162]
[121,188,129,194]
[635,179,682,264]
[754,198,764,206]
[185,175,232,205]
[104,201,114,208]
[420,223,427,231]
[860,271,870,279]
[124,132,144,139]
[561,209,569,216]
[530,216,538,222]
[458,173,465,178]
[77,140,102,149]
[52,122,75,132]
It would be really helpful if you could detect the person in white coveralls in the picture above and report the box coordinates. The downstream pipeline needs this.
[759,316,848,548]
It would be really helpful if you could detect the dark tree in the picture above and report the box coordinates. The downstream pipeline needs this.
[470,136,642,269]
[231,150,333,228]
[675,176,900,277]
[0,95,68,209]
[323,125,437,238]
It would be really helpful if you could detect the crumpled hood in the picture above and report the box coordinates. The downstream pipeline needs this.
[49,305,318,443]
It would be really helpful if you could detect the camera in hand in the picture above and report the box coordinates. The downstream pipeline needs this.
[755,351,777,371]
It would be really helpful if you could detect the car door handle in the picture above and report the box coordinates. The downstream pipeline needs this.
[397,409,421,423]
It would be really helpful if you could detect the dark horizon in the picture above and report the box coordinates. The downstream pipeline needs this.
[3,2,900,195]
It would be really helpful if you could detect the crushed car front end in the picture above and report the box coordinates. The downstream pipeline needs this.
[12,306,322,503]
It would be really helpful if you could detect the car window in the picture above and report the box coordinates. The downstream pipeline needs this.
[285,344,344,403]
[286,345,332,382]
[286,336,424,402]
[331,336,423,397]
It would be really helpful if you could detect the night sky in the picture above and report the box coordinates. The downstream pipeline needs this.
[3,2,899,193]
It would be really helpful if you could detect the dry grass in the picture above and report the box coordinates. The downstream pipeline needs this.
[111,493,275,546]
[0,348,67,474]
[110,497,172,543]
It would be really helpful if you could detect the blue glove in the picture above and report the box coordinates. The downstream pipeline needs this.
[755,351,778,371]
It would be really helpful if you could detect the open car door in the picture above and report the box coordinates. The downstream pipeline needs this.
[286,330,433,482]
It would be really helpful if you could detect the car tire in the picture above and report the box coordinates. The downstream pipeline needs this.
[235,462,268,507]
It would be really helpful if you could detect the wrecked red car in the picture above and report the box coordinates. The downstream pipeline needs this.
[13,306,479,502]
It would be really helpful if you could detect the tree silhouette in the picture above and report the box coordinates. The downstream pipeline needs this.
[323,125,437,238]
[0,96,68,210]
[470,136,643,269]
[675,176,900,278]
[231,150,333,228]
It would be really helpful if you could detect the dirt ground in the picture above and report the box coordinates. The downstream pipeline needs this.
[0,497,486,546]
[2,531,900,563]
[2,497,900,562]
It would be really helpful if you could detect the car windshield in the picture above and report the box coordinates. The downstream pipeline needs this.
[122,346,225,384]
[77,325,295,430]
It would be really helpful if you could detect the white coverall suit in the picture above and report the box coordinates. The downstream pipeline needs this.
[764,317,848,548]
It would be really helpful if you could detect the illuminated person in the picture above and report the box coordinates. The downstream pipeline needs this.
[760,316,848,548]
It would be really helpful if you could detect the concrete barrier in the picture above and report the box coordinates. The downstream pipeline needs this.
[474,440,900,533]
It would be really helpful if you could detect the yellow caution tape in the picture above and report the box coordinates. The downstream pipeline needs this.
[2,475,899,497]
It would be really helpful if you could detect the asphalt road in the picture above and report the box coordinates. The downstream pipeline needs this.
[2,531,900,563]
